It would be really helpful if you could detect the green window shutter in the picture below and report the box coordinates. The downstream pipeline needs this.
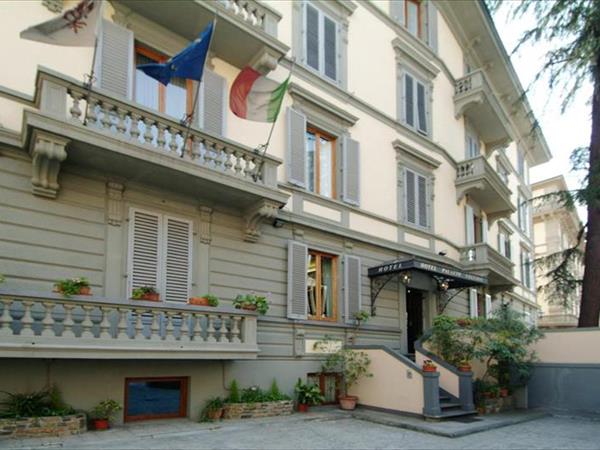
[201,69,226,136]
[128,209,161,297]
[287,240,308,320]
[287,107,307,187]
[97,19,134,99]
[426,1,438,53]
[344,255,362,324]
[405,168,416,224]
[417,173,427,227]
[342,136,360,206]
[390,0,405,26]
[469,288,478,318]
[465,204,475,245]
[306,3,320,71]
[163,216,192,303]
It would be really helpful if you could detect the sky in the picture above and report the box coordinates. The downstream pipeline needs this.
[492,4,592,222]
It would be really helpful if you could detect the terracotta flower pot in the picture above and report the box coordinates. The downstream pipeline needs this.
[188,297,210,306]
[142,292,160,302]
[338,395,358,411]
[422,366,437,372]
[206,408,223,420]
[458,364,472,372]
[297,403,309,413]
[78,286,92,295]
[500,388,509,398]
[92,419,109,430]
[241,303,257,311]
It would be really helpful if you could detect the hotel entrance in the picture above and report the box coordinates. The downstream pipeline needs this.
[406,288,424,354]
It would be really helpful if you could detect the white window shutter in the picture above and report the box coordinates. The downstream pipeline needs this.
[287,240,308,319]
[287,107,307,187]
[342,136,360,206]
[202,69,226,136]
[417,174,427,227]
[163,217,192,303]
[465,205,475,245]
[344,255,362,324]
[128,210,161,296]
[469,288,478,318]
[484,294,492,318]
[96,19,134,99]
[499,232,506,257]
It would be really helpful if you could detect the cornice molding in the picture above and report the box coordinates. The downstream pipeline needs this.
[288,82,359,128]
[393,139,441,169]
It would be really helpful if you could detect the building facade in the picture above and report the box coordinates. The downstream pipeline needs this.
[533,176,583,328]
[0,0,550,422]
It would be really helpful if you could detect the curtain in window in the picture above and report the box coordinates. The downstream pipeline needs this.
[307,253,317,316]
[135,53,159,110]
[319,137,333,198]
[321,256,333,319]
[306,131,316,193]
[406,1,419,36]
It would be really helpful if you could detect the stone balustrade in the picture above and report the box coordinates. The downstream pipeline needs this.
[0,292,258,359]
[454,70,485,96]
[460,243,514,285]
[219,0,281,36]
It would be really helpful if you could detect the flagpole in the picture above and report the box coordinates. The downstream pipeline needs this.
[83,0,104,126]
[252,58,295,182]
[181,14,218,158]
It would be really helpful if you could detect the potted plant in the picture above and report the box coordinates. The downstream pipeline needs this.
[499,386,509,398]
[201,397,224,421]
[353,310,370,326]
[131,286,159,302]
[89,399,122,430]
[458,359,472,372]
[54,277,91,296]
[294,378,324,413]
[189,294,219,307]
[321,346,372,411]
[233,294,269,314]
[422,360,437,372]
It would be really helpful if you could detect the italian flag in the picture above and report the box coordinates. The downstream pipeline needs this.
[230,67,289,123]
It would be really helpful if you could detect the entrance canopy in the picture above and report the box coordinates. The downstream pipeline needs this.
[367,257,487,315]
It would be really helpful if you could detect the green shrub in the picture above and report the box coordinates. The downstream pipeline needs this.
[294,379,324,405]
[233,294,269,315]
[199,397,224,422]
[0,386,74,418]
[53,277,90,297]
[203,294,219,307]
[227,380,240,403]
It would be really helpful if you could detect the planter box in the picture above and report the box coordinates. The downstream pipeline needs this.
[223,401,293,420]
[0,413,86,439]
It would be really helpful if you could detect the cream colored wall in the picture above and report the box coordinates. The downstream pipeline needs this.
[349,349,424,415]
[415,350,459,397]
[533,329,600,364]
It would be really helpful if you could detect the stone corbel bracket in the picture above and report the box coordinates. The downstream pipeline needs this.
[244,199,280,242]
[29,130,70,199]
[455,182,485,204]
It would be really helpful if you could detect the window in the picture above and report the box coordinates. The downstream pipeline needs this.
[466,133,480,159]
[403,72,428,135]
[498,229,512,259]
[305,3,338,81]
[135,45,192,121]
[472,211,484,244]
[497,161,509,184]
[520,248,533,289]
[124,377,188,422]
[517,194,530,236]
[307,250,337,321]
[128,209,193,303]
[477,293,486,318]
[404,168,429,228]
[405,0,422,38]
[306,127,336,198]
[517,148,525,178]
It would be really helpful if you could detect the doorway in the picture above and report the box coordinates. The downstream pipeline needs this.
[406,288,424,354]
[124,377,188,422]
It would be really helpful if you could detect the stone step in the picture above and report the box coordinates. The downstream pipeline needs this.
[425,409,478,421]
[440,402,463,411]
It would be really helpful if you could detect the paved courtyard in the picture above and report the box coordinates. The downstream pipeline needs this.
[2,411,600,449]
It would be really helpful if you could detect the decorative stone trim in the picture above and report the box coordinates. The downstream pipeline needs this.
[0,413,86,438]
[244,199,280,242]
[42,0,63,13]
[223,401,293,420]
[198,206,213,244]
[29,130,70,199]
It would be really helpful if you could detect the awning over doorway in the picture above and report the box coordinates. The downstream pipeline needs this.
[367,257,487,315]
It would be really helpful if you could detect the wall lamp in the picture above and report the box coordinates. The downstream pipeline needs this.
[272,218,286,228]
[399,271,411,285]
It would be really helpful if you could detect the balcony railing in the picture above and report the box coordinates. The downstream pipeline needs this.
[0,291,259,359]
[460,243,515,287]
[455,155,515,221]
[219,0,280,36]
[454,69,511,149]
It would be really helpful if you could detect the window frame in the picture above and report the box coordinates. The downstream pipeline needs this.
[307,249,338,322]
[134,44,194,117]
[306,126,337,199]
[303,2,339,82]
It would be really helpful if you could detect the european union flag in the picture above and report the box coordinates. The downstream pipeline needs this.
[137,21,214,86]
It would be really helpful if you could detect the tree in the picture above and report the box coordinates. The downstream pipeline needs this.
[492,0,600,327]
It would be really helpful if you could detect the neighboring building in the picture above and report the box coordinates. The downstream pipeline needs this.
[0,0,550,422]
[533,176,583,328]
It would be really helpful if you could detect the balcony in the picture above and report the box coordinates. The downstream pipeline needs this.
[27,68,288,241]
[116,0,288,73]
[0,290,259,359]
[460,243,516,289]
[455,156,515,222]
[454,70,512,150]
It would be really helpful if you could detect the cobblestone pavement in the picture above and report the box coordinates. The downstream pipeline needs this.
[1,411,600,449]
